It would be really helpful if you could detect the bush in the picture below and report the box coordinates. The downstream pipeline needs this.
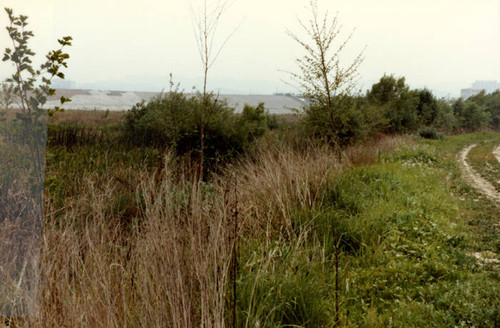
[303,95,367,146]
[418,126,444,140]
[453,99,491,131]
[123,90,267,170]
[367,75,419,133]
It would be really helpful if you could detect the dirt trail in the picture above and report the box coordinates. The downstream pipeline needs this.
[460,144,500,266]
[493,145,500,164]
[459,144,500,204]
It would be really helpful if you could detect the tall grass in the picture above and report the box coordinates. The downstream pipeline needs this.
[31,156,236,327]
[22,131,405,327]
[222,135,406,238]
[4,126,499,327]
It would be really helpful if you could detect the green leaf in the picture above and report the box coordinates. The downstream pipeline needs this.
[60,96,71,104]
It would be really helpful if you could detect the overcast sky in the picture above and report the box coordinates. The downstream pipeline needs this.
[1,0,499,97]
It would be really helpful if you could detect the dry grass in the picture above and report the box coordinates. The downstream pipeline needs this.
[29,162,236,327]
[222,135,407,238]
[0,133,408,327]
[50,110,126,126]
[343,134,408,167]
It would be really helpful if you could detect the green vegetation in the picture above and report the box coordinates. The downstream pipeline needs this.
[0,8,72,317]
[287,0,365,146]
[235,133,500,327]
[122,90,268,171]
[2,5,500,328]
[285,1,499,146]
[295,70,500,147]
[37,125,500,327]
[418,126,443,140]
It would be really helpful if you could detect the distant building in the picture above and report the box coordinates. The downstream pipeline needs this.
[460,88,483,99]
[471,80,500,94]
[461,80,500,99]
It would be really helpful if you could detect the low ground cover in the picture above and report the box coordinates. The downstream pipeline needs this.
[236,133,500,327]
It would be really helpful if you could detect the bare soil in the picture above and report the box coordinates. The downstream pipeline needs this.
[493,145,500,164]
[460,144,500,266]
[459,144,500,204]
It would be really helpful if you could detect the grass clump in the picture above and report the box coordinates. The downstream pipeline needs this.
[418,126,444,140]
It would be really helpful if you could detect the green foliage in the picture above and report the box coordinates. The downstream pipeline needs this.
[237,134,500,326]
[239,102,268,141]
[123,90,267,170]
[287,0,365,146]
[418,126,443,140]
[1,8,72,204]
[453,98,491,131]
[433,98,458,133]
[363,74,499,135]
[464,90,500,130]
[0,82,15,111]
[414,88,439,126]
[45,140,161,220]
[303,95,367,145]
[367,74,419,133]
[264,113,285,130]
[286,0,364,103]
[237,240,333,327]
[1,7,72,168]
[47,123,121,148]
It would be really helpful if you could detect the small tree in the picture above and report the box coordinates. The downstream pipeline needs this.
[2,7,72,172]
[453,98,491,131]
[414,88,439,127]
[190,0,238,180]
[287,0,365,145]
[367,74,419,133]
[0,8,71,316]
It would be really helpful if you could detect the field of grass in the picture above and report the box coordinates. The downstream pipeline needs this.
[235,133,500,327]
[1,113,499,327]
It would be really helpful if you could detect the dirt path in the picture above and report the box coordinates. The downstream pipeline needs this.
[460,145,500,266]
[459,144,500,204]
[493,145,500,164]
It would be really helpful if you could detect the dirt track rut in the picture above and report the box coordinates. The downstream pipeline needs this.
[459,144,500,204]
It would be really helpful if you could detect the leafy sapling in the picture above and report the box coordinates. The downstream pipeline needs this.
[2,7,72,169]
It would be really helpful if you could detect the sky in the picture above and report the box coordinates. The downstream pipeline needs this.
[0,0,499,98]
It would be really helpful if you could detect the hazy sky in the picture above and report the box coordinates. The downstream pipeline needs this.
[1,0,499,97]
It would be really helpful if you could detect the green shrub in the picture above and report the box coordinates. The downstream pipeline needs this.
[303,95,367,146]
[418,126,443,140]
[123,90,267,170]
[265,113,282,130]
[453,99,492,131]
[367,75,420,133]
